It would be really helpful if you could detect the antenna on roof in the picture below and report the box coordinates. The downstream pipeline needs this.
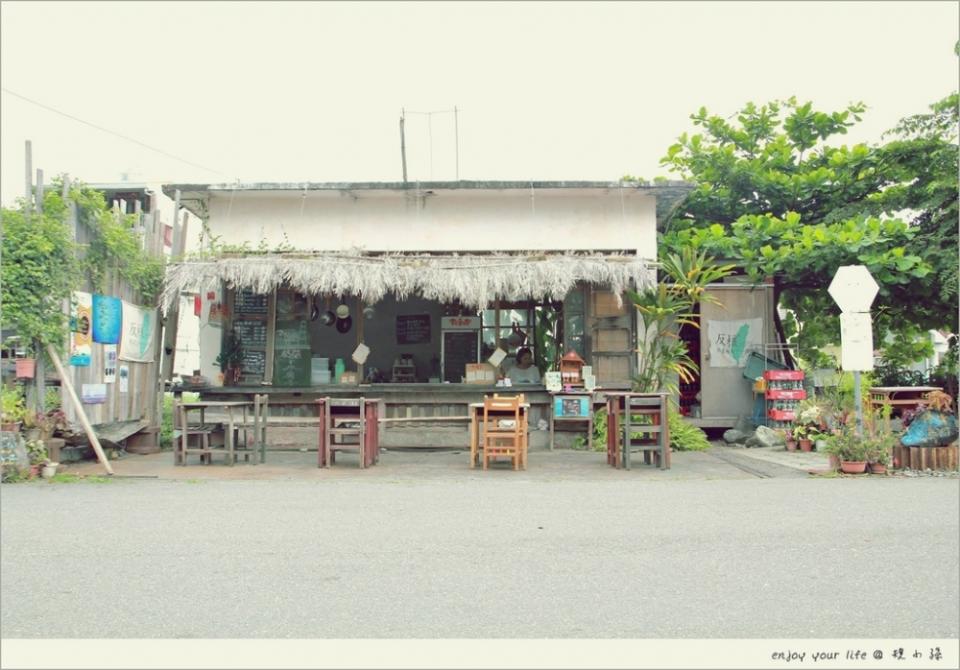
[400,108,408,184]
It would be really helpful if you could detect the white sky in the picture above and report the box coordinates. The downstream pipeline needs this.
[1,1,958,207]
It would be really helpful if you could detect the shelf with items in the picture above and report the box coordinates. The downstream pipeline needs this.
[762,369,805,430]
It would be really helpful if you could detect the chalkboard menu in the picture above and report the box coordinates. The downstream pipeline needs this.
[442,330,479,382]
[242,349,266,375]
[236,288,268,314]
[273,320,311,386]
[234,319,267,348]
[396,314,431,345]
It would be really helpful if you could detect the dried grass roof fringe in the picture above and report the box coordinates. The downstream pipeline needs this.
[161,253,655,314]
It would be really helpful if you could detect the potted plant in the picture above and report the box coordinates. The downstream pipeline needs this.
[41,458,59,479]
[782,428,797,452]
[25,439,48,478]
[792,424,812,452]
[823,425,869,474]
[215,330,244,385]
[1,386,26,432]
[865,437,893,474]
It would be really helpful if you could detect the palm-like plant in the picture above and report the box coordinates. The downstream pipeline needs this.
[627,247,735,394]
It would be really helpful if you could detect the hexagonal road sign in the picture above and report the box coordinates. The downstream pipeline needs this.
[828,265,879,313]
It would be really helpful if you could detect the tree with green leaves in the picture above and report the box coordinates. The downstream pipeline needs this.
[657,92,957,369]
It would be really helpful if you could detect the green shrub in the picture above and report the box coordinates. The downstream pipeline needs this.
[667,409,712,451]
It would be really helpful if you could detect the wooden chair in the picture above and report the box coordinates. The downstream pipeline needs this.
[621,394,670,470]
[324,397,367,468]
[482,395,525,470]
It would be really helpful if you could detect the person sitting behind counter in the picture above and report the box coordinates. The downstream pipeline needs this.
[503,346,542,384]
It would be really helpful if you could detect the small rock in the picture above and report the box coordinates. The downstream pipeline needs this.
[754,425,785,449]
[723,429,748,444]
[744,436,761,448]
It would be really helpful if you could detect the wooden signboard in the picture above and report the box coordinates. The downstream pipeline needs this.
[442,330,479,383]
[273,320,311,387]
[396,314,432,345]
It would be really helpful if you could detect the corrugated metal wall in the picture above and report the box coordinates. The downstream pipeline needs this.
[60,198,164,429]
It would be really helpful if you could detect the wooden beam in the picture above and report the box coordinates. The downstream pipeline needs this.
[46,344,114,475]
[160,196,186,383]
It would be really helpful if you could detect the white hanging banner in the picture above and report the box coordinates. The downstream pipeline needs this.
[706,318,762,368]
[119,301,157,363]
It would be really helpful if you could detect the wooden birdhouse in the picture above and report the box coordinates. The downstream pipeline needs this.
[559,350,586,387]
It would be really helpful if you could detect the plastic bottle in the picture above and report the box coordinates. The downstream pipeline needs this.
[334,358,346,384]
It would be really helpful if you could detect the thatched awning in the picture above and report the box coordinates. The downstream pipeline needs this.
[162,252,655,314]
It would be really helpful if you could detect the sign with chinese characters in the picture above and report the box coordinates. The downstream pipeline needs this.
[119,301,156,363]
[706,318,762,368]
[396,314,432,344]
[440,316,481,331]
[69,291,92,367]
[104,344,117,383]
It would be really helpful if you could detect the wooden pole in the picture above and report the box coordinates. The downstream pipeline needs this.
[46,344,114,475]
[159,192,183,384]
[24,140,32,213]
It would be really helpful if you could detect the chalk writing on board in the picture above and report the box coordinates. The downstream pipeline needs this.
[442,330,479,382]
[236,288,268,314]
[234,319,267,348]
[396,314,431,345]
[273,320,311,386]
[560,397,587,417]
[241,350,266,375]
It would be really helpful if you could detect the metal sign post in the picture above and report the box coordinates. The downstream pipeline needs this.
[829,265,880,436]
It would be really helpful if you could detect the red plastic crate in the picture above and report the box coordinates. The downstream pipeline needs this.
[765,389,807,400]
[763,370,805,381]
[767,409,797,421]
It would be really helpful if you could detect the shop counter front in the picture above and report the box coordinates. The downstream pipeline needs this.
[190,383,630,449]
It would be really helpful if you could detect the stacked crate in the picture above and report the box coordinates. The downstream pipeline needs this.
[764,370,806,430]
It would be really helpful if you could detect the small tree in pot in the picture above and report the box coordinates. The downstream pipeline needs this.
[215,330,244,385]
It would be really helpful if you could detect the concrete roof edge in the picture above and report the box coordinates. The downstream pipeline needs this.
[160,179,694,197]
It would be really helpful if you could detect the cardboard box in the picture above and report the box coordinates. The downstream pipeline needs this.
[465,363,496,385]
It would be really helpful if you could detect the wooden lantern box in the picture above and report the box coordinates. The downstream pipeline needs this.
[559,351,586,388]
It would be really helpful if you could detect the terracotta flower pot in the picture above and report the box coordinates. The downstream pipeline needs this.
[785,440,797,452]
[828,454,840,470]
[799,439,813,452]
[15,358,36,379]
[840,460,867,474]
[869,462,887,475]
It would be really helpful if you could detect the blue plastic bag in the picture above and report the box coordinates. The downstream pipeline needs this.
[900,410,959,448]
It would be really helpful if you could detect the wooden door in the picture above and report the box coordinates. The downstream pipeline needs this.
[589,288,634,386]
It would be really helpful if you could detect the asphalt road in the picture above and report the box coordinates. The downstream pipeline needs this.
[1,476,957,638]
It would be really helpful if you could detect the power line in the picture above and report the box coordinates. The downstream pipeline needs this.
[1,87,234,179]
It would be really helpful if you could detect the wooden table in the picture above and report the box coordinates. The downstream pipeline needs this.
[468,401,530,468]
[604,392,671,469]
[869,386,942,415]
[176,400,254,466]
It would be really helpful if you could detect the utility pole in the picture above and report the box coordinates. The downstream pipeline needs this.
[399,109,408,183]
